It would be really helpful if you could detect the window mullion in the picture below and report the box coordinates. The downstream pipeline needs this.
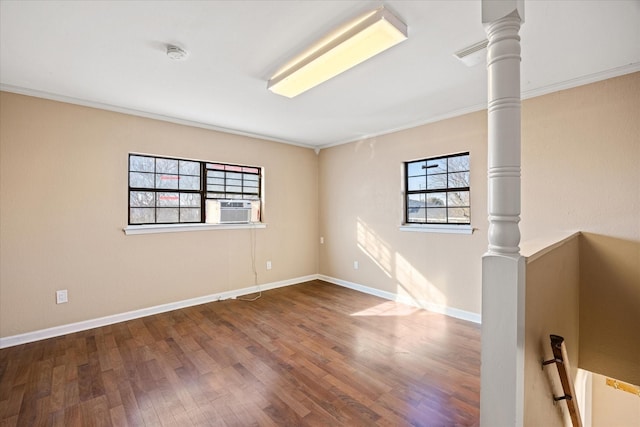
[200,162,205,223]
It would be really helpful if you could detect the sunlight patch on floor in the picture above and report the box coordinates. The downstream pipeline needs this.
[350,300,420,317]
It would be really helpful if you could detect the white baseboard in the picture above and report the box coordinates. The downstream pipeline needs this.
[318,275,482,324]
[0,273,479,349]
[0,275,317,349]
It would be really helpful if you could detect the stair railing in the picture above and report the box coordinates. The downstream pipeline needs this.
[542,334,582,427]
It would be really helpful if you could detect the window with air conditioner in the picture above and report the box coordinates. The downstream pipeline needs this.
[128,154,262,226]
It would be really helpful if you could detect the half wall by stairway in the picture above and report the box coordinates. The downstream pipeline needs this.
[522,232,640,426]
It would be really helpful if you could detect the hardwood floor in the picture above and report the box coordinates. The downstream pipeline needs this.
[0,280,480,426]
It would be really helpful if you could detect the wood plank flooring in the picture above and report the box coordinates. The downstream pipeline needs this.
[0,280,480,426]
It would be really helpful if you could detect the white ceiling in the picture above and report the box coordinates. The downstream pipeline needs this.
[1,1,639,148]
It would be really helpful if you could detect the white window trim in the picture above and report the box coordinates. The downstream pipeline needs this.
[124,222,267,235]
[399,224,473,235]
[403,152,471,228]
[128,153,263,227]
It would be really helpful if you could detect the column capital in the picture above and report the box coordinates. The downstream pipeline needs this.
[482,0,524,24]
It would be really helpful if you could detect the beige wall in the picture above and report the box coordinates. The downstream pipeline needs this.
[520,72,640,385]
[520,73,640,241]
[0,92,319,338]
[523,234,581,427]
[591,372,640,427]
[318,112,488,316]
[318,72,639,323]
[580,233,640,385]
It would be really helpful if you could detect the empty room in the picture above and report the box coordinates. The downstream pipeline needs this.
[1,1,639,426]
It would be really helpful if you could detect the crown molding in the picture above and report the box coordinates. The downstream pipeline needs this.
[3,62,638,151]
[319,62,640,149]
[0,84,316,150]
[521,63,640,100]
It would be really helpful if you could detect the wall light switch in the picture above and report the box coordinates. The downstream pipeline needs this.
[354,261,359,270]
[266,260,272,270]
[56,290,68,304]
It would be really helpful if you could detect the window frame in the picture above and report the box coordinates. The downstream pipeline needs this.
[128,153,262,227]
[205,163,262,202]
[403,152,471,227]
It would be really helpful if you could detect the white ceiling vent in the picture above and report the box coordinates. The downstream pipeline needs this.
[454,39,489,67]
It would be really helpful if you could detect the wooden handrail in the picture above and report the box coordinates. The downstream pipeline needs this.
[542,334,582,427]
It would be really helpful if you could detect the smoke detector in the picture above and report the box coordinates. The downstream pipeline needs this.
[166,45,188,60]
[454,39,489,67]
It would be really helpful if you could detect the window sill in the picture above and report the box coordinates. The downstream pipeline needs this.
[399,224,473,235]
[124,222,266,235]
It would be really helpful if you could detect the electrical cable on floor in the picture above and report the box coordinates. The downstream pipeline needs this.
[238,223,261,302]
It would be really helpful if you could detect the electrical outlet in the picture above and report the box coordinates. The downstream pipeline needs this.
[56,290,68,304]
[266,260,272,270]
[320,237,324,244]
[353,261,359,270]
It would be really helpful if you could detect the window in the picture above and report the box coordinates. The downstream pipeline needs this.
[128,154,262,225]
[205,163,261,200]
[404,152,470,225]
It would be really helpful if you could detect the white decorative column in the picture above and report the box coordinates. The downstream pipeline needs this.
[480,1,525,427]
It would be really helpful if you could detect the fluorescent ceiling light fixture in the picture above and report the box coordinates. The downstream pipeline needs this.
[267,6,408,98]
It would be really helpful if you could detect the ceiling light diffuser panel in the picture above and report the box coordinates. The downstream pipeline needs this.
[268,6,408,98]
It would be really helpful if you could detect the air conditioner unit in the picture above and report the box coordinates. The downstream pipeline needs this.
[206,199,255,224]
